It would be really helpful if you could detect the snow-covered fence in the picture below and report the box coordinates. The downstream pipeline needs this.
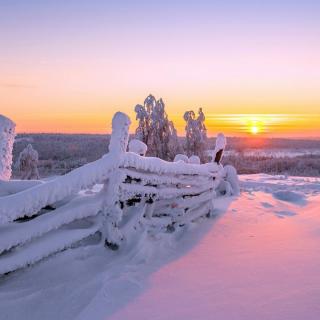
[0,112,131,274]
[0,112,226,274]
[119,153,221,226]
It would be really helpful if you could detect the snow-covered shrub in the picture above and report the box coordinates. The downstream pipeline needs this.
[216,165,239,196]
[216,179,233,196]
[0,115,16,181]
[134,95,181,160]
[188,155,200,164]
[223,165,240,195]
[129,139,147,156]
[184,108,208,162]
[17,144,40,180]
[174,154,189,163]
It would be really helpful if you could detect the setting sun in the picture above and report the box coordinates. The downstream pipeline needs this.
[250,125,259,135]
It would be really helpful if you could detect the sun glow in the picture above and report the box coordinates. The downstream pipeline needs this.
[204,114,320,137]
[250,125,259,135]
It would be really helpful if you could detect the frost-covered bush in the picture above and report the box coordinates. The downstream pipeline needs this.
[0,115,16,181]
[134,95,181,160]
[223,165,240,195]
[17,144,40,180]
[184,108,208,162]
[215,165,239,196]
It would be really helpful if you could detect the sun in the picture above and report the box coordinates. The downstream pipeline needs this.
[250,125,259,134]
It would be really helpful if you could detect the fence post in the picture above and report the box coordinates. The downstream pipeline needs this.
[101,112,130,250]
[0,115,16,181]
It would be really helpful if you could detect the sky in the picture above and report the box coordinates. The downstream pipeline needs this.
[0,0,320,137]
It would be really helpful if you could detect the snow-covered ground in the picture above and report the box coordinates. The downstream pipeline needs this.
[1,174,320,320]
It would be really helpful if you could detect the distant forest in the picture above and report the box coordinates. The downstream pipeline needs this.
[12,134,320,178]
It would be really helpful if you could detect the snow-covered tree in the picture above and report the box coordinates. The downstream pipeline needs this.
[17,144,40,180]
[134,95,181,160]
[0,115,16,181]
[184,108,208,162]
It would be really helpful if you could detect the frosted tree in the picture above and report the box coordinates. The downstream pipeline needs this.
[134,95,181,160]
[184,108,208,162]
[17,144,40,180]
[0,115,16,181]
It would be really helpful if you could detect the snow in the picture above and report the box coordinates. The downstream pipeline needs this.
[173,154,188,163]
[212,132,226,164]
[272,190,307,205]
[0,193,103,255]
[223,164,240,195]
[0,217,101,274]
[184,108,208,161]
[128,139,147,156]
[1,174,320,320]
[123,152,220,176]
[0,114,15,181]
[0,180,43,196]
[215,132,227,151]
[188,155,200,164]
[134,95,181,160]
[0,153,118,224]
[108,112,131,155]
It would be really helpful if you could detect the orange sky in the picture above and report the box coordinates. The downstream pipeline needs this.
[1,1,319,138]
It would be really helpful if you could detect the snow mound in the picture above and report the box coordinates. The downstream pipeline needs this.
[188,155,200,164]
[128,139,147,156]
[173,154,188,163]
[272,190,307,205]
[223,165,240,196]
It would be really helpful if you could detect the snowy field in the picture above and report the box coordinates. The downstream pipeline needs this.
[1,174,320,320]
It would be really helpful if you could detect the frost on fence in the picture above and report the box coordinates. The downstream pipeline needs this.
[101,112,131,249]
[213,133,226,164]
[108,112,131,155]
[0,115,16,181]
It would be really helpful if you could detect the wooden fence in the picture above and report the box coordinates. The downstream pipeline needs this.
[0,112,223,275]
